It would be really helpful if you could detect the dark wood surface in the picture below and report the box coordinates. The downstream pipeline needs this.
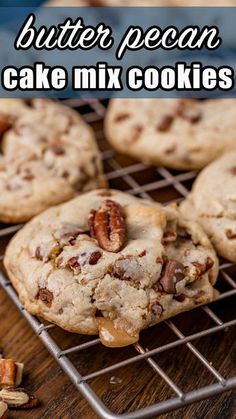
[0,283,235,419]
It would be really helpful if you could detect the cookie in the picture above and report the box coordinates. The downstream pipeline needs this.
[181,152,236,262]
[0,99,105,223]
[173,0,236,5]
[105,98,236,171]
[4,189,218,347]
[45,0,169,6]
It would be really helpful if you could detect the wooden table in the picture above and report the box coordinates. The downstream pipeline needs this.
[0,284,235,419]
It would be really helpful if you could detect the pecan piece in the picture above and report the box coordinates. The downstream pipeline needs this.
[67,257,81,273]
[35,247,44,261]
[111,258,129,280]
[130,125,143,143]
[0,401,8,419]
[162,230,177,244]
[50,144,65,156]
[89,200,126,253]
[21,170,35,181]
[0,387,39,409]
[0,359,16,387]
[192,257,214,277]
[62,170,70,179]
[0,360,23,389]
[148,301,163,317]
[173,294,186,303]
[159,260,185,294]
[0,115,10,137]
[165,145,177,154]
[225,229,236,239]
[177,103,202,124]
[229,167,236,176]
[0,360,16,388]
[89,251,102,265]
[60,230,83,245]
[156,115,174,132]
[139,250,146,257]
[114,113,130,123]
[37,288,53,307]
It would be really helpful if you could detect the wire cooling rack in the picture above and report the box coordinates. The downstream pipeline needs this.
[0,98,236,419]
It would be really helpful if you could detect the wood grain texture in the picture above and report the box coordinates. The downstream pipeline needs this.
[0,284,235,419]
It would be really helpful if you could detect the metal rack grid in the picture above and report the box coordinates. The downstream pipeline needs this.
[0,98,236,419]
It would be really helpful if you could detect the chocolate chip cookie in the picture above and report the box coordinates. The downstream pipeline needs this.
[0,99,105,223]
[181,152,236,262]
[105,99,236,170]
[4,189,219,347]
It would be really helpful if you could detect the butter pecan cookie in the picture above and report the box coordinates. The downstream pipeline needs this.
[105,99,236,170]
[0,99,105,223]
[4,189,218,347]
[45,0,169,6]
[181,152,236,262]
[172,0,236,5]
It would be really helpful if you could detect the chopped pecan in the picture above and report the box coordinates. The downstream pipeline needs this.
[130,125,143,142]
[165,145,177,154]
[89,251,102,265]
[177,228,192,240]
[173,294,186,303]
[0,360,23,389]
[67,257,81,273]
[89,200,126,253]
[5,182,22,192]
[0,115,10,137]
[229,167,236,176]
[37,288,53,307]
[35,244,60,262]
[162,230,177,244]
[156,255,164,264]
[61,170,70,179]
[35,247,43,261]
[148,301,163,317]
[114,113,130,123]
[111,260,127,279]
[49,144,65,155]
[159,260,185,294]
[21,169,35,181]
[0,401,8,419]
[225,229,236,239]
[139,250,146,257]
[0,387,39,409]
[177,103,202,124]
[58,225,84,245]
[110,256,143,284]
[0,360,16,388]
[192,257,214,277]
[156,115,174,132]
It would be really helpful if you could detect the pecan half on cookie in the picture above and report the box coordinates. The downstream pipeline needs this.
[89,200,126,252]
